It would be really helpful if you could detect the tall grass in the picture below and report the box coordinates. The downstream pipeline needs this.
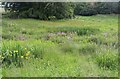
[1,40,55,67]
[95,51,118,70]
[2,15,118,77]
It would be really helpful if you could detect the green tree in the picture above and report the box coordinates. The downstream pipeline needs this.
[95,2,119,14]
[74,2,119,16]
[4,2,75,20]
[74,2,97,16]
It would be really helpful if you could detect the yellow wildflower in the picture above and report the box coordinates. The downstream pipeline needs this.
[24,48,27,50]
[14,50,18,53]
[25,51,30,56]
[21,56,24,58]
[25,57,28,60]
[10,55,12,57]
[25,53,29,57]
[27,51,30,54]
[10,51,12,53]
[15,50,18,53]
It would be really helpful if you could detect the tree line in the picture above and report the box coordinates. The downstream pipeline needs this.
[3,2,119,20]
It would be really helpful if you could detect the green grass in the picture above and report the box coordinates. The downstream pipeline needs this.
[1,14,118,77]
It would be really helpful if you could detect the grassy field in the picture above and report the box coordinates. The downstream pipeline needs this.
[1,15,118,77]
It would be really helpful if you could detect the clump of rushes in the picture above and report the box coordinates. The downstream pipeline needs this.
[1,44,31,67]
[95,51,118,70]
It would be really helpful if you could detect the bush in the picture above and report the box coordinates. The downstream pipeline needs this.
[74,2,119,16]
[18,11,28,18]
[54,3,74,19]
[4,12,19,19]
[74,3,97,16]
[4,2,75,20]
[95,2,119,14]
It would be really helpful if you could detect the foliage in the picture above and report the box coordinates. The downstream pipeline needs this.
[74,3,97,16]
[4,2,75,19]
[94,2,119,14]
[2,15,118,76]
[95,51,118,70]
[3,2,119,18]
[1,42,31,67]
[74,2,119,16]
[1,40,55,67]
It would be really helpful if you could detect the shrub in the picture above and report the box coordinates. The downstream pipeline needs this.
[95,2,119,14]
[18,11,28,18]
[4,2,75,20]
[74,2,119,16]
[74,3,97,16]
